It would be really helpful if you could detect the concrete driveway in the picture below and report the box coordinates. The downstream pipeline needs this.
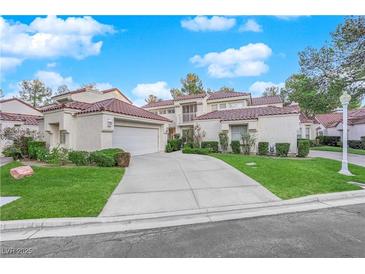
[309,150,365,167]
[100,152,280,217]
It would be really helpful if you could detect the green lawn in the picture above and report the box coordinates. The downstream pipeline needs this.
[213,154,365,199]
[0,162,124,221]
[310,146,365,155]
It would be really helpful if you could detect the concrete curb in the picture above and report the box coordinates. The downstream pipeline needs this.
[1,190,365,241]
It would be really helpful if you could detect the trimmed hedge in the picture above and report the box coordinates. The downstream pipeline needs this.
[68,151,90,166]
[275,143,290,157]
[165,142,174,153]
[230,141,241,154]
[316,136,341,146]
[182,146,212,155]
[348,140,364,149]
[89,152,115,167]
[257,142,269,155]
[201,141,219,153]
[297,139,310,157]
[28,141,46,159]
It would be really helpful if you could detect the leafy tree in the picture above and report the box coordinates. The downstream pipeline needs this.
[298,16,365,109]
[180,73,205,95]
[19,80,53,107]
[0,88,3,98]
[262,86,280,97]
[218,86,235,93]
[81,83,99,91]
[145,94,161,104]
[170,88,183,98]
[56,84,70,95]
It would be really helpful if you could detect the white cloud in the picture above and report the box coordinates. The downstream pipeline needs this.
[47,62,57,68]
[190,43,272,78]
[0,16,115,73]
[275,16,303,21]
[0,57,23,72]
[132,81,171,100]
[249,81,285,96]
[32,70,113,93]
[181,16,236,32]
[239,19,262,32]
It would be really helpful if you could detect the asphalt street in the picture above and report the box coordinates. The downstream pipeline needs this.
[1,203,365,257]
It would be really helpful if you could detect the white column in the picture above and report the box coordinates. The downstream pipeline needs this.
[339,91,353,176]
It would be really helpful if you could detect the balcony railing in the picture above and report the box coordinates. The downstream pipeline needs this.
[182,113,196,123]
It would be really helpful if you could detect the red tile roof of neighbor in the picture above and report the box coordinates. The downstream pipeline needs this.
[207,91,250,101]
[251,95,282,106]
[0,112,42,125]
[195,106,299,121]
[299,112,315,123]
[314,108,365,128]
[78,98,171,122]
[40,101,93,112]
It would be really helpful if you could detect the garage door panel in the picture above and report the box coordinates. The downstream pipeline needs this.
[112,126,159,155]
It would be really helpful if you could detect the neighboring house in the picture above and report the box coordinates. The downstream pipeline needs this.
[311,108,365,140]
[40,87,170,155]
[143,92,300,154]
[0,98,43,154]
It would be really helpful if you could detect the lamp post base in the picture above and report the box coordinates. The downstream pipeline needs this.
[339,161,353,176]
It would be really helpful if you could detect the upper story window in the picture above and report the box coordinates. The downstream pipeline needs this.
[219,103,226,109]
[159,110,166,114]
[167,108,175,114]
[211,104,218,111]
[182,104,197,113]
[229,102,244,109]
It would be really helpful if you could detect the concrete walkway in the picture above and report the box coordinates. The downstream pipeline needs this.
[0,157,13,167]
[309,150,365,167]
[100,152,280,217]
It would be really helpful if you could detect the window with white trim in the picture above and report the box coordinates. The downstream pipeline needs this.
[167,108,175,114]
[230,125,247,141]
[305,127,310,139]
[219,103,226,109]
[211,104,218,111]
[60,131,67,144]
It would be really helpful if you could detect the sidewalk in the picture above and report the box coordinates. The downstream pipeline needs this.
[1,190,364,242]
[309,150,365,167]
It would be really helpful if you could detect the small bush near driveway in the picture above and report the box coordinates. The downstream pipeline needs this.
[182,145,212,155]
[0,162,124,220]
[258,142,269,155]
[297,139,310,157]
[275,143,290,157]
[201,141,219,153]
[68,151,90,166]
[230,141,241,154]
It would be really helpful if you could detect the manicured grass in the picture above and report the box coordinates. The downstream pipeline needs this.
[0,162,124,221]
[212,154,364,199]
[310,146,365,155]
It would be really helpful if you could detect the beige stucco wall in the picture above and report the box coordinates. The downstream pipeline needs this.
[257,114,299,154]
[349,124,365,140]
[1,100,42,116]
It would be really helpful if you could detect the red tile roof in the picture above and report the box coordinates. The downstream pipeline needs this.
[142,99,175,108]
[251,95,282,106]
[299,112,314,123]
[78,98,171,122]
[195,106,299,121]
[174,93,207,101]
[40,101,92,112]
[0,112,42,125]
[207,91,250,101]
[314,108,365,128]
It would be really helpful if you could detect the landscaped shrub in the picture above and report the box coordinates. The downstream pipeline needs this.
[165,142,174,153]
[316,136,341,146]
[89,152,115,167]
[68,150,90,166]
[184,142,194,149]
[201,141,219,153]
[275,143,290,157]
[46,147,69,165]
[297,139,310,157]
[348,140,364,149]
[97,148,124,162]
[2,145,22,160]
[230,140,241,154]
[258,142,269,155]
[218,131,229,152]
[182,146,212,155]
[168,139,182,151]
[116,152,131,167]
[14,136,33,156]
[34,146,49,162]
[241,132,256,155]
[28,141,46,159]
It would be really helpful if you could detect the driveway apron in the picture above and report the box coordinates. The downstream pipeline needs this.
[100,152,280,217]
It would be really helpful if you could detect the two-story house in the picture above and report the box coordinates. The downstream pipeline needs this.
[143,91,300,154]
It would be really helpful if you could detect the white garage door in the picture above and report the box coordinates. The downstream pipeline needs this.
[112,126,159,155]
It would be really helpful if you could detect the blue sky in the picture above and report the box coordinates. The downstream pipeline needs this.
[1,15,346,105]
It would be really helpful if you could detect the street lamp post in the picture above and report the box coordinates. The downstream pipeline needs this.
[339,91,353,176]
